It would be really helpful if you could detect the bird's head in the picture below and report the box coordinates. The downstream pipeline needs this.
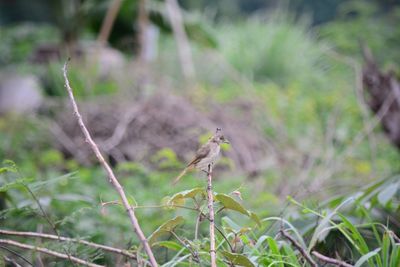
[213,128,230,144]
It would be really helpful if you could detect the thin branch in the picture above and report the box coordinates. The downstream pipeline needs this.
[194,212,201,241]
[21,183,76,266]
[279,230,317,267]
[62,60,158,266]
[0,229,136,260]
[0,245,33,266]
[312,251,353,267]
[206,164,216,267]
[0,239,103,267]
[170,231,200,263]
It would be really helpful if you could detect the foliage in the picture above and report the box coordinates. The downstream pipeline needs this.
[1,1,400,266]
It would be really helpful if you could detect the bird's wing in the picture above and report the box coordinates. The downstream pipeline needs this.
[187,143,211,167]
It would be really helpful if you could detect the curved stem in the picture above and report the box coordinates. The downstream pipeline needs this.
[63,61,157,266]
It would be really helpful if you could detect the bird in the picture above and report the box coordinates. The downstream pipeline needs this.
[173,128,229,184]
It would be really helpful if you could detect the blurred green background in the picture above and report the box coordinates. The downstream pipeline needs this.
[1,0,400,266]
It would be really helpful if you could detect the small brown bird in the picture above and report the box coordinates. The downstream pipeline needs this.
[173,128,229,184]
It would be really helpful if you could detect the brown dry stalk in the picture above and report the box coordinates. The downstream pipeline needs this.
[279,230,317,267]
[0,229,136,259]
[206,165,217,267]
[0,239,103,267]
[312,251,353,267]
[62,61,158,266]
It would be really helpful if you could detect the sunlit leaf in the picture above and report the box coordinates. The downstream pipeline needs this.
[153,240,183,251]
[221,251,255,267]
[167,187,205,206]
[215,193,248,215]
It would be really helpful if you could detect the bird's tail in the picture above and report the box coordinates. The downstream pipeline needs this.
[173,167,188,185]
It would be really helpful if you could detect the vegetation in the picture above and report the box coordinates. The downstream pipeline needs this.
[0,0,399,266]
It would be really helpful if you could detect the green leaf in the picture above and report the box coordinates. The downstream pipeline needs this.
[221,251,255,267]
[267,236,283,267]
[354,248,381,267]
[382,232,390,267]
[153,240,183,251]
[389,244,400,267]
[215,193,249,215]
[308,197,354,251]
[282,244,301,265]
[377,182,399,206]
[0,178,34,192]
[249,211,262,227]
[148,216,185,245]
[167,188,205,206]
[338,214,370,255]
[262,217,307,249]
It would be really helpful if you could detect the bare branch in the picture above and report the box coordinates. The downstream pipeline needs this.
[62,60,158,266]
[279,230,317,267]
[0,239,103,267]
[206,164,216,267]
[312,251,353,267]
[0,229,136,260]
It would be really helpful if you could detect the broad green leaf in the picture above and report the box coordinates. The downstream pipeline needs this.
[354,248,381,267]
[153,240,183,251]
[221,251,255,267]
[377,182,399,206]
[167,188,205,206]
[215,193,248,215]
[148,216,185,245]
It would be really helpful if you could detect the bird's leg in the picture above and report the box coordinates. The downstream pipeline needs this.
[202,164,212,176]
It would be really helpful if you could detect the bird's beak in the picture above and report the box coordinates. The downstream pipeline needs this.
[223,139,230,144]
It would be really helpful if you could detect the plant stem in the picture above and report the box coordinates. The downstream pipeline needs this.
[62,61,158,266]
[0,239,103,267]
[206,164,216,267]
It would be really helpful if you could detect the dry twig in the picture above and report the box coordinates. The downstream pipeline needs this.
[206,164,217,267]
[0,229,136,260]
[62,60,158,266]
[312,251,353,267]
[279,230,317,267]
[0,239,103,267]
